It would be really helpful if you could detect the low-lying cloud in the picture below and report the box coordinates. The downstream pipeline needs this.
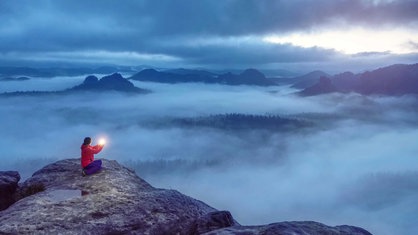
[1,77,418,235]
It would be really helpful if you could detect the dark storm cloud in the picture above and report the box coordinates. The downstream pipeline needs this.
[2,0,417,40]
[0,0,417,67]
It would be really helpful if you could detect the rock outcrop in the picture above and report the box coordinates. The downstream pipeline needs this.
[0,159,223,234]
[0,171,20,210]
[0,159,373,234]
[70,73,150,93]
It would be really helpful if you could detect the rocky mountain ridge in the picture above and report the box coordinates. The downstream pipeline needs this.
[301,63,418,96]
[129,68,277,86]
[0,159,373,234]
[0,73,149,96]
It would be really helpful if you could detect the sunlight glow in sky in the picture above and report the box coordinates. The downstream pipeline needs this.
[263,28,418,55]
[0,0,417,71]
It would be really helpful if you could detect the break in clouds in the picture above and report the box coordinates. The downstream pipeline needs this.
[1,76,418,235]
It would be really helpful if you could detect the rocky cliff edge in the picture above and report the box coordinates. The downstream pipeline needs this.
[0,159,373,235]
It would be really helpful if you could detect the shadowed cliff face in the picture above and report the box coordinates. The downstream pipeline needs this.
[0,171,20,210]
[0,159,372,235]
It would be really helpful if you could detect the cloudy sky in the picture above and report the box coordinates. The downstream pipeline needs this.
[1,0,418,73]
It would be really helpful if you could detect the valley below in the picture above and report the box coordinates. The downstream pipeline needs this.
[1,73,418,235]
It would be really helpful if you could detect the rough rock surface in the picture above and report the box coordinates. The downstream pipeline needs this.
[202,221,373,235]
[0,159,219,234]
[0,171,20,210]
[0,159,373,235]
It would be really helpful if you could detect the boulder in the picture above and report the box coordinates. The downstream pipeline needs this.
[191,211,237,234]
[0,171,20,211]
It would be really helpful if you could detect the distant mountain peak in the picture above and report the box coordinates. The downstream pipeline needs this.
[82,75,99,85]
[138,68,159,75]
[103,72,124,79]
[288,70,330,89]
[70,73,148,93]
[240,68,266,79]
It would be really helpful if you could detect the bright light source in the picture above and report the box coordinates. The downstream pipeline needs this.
[99,138,106,146]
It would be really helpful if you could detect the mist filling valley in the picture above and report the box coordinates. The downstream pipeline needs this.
[1,77,418,235]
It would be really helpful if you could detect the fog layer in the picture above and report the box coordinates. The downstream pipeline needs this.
[1,77,417,235]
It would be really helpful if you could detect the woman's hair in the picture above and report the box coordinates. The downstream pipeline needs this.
[83,137,92,145]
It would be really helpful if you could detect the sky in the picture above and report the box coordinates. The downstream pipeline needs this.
[1,0,418,74]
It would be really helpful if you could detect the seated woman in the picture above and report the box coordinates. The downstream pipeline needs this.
[81,137,104,176]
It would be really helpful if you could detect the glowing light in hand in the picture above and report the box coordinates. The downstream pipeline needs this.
[99,138,106,146]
